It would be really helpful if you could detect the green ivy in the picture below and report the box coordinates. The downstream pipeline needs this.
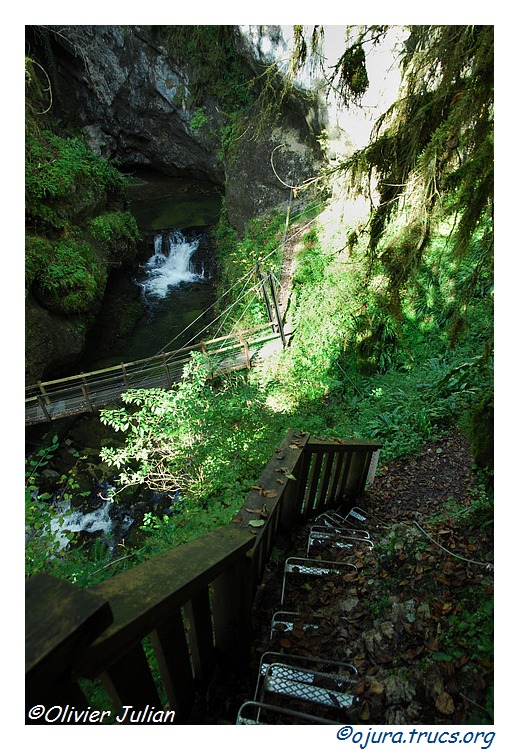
[25,435,72,576]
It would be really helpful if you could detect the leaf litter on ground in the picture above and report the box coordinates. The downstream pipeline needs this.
[196,429,493,725]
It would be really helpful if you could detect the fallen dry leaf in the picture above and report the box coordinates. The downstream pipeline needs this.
[368,679,385,695]
[435,691,455,715]
[259,488,278,498]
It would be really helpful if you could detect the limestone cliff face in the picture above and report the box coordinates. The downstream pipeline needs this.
[48,25,325,233]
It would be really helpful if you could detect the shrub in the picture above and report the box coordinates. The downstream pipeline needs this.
[88,211,141,248]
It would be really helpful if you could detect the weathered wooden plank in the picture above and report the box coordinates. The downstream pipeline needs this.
[184,588,215,686]
[101,641,163,716]
[149,609,195,721]
[337,449,355,501]
[75,526,254,677]
[211,556,253,669]
[345,449,373,498]
[232,429,309,585]
[231,430,310,533]
[306,436,383,451]
[315,450,334,511]
[304,451,324,515]
[295,445,313,522]
[26,573,112,706]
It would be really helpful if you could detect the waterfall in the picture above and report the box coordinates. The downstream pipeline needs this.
[140,229,206,299]
[48,495,133,553]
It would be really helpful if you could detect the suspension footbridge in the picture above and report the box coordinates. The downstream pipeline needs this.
[25,322,287,427]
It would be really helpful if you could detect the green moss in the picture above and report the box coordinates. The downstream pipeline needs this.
[26,130,128,229]
[88,211,141,247]
[32,233,108,315]
[160,26,254,112]
[25,234,53,294]
[25,127,139,320]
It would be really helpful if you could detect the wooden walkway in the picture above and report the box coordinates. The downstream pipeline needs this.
[25,324,284,426]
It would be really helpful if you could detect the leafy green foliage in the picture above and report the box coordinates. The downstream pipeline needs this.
[98,353,288,556]
[436,593,493,665]
[88,211,141,248]
[26,130,127,229]
[25,123,138,316]
[212,207,287,330]
[339,25,493,276]
[25,435,72,575]
[189,107,212,136]
[160,26,255,112]
[29,232,107,314]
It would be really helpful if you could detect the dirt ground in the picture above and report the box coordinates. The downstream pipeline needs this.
[197,429,494,725]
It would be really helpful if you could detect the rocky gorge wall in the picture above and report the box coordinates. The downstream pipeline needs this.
[25,25,326,382]
[43,25,325,230]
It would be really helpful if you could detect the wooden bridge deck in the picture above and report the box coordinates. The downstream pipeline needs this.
[25,324,283,426]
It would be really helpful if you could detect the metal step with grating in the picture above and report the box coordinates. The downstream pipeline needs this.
[235,508,378,725]
[252,651,358,723]
[280,556,357,609]
[306,527,375,556]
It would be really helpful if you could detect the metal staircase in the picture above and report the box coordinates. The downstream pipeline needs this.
[236,507,381,725]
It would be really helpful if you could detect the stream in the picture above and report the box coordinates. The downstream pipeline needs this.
[28,172,224,559]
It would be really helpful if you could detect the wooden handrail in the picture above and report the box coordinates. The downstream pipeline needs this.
[232,431,382,589]
[25,431,382,724]
[76,526,255,677]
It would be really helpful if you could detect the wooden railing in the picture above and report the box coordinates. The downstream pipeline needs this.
[25,430,381,725]
[25,323,282,426]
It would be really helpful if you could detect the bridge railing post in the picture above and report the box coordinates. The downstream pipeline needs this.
[256,263,275,332]
[80,374,94,413]
[239,332,251,368]
[268,272,286,347]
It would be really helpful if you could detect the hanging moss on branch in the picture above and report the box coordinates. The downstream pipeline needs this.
[340,26,493,267]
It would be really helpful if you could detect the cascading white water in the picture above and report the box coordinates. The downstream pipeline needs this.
[49,499,113,551]
[47,493,133,553]
[140,229,205,299]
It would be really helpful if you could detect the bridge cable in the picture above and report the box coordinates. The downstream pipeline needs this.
[169,279,265,358]
[156,266,258,356]
[209,280,266,344]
